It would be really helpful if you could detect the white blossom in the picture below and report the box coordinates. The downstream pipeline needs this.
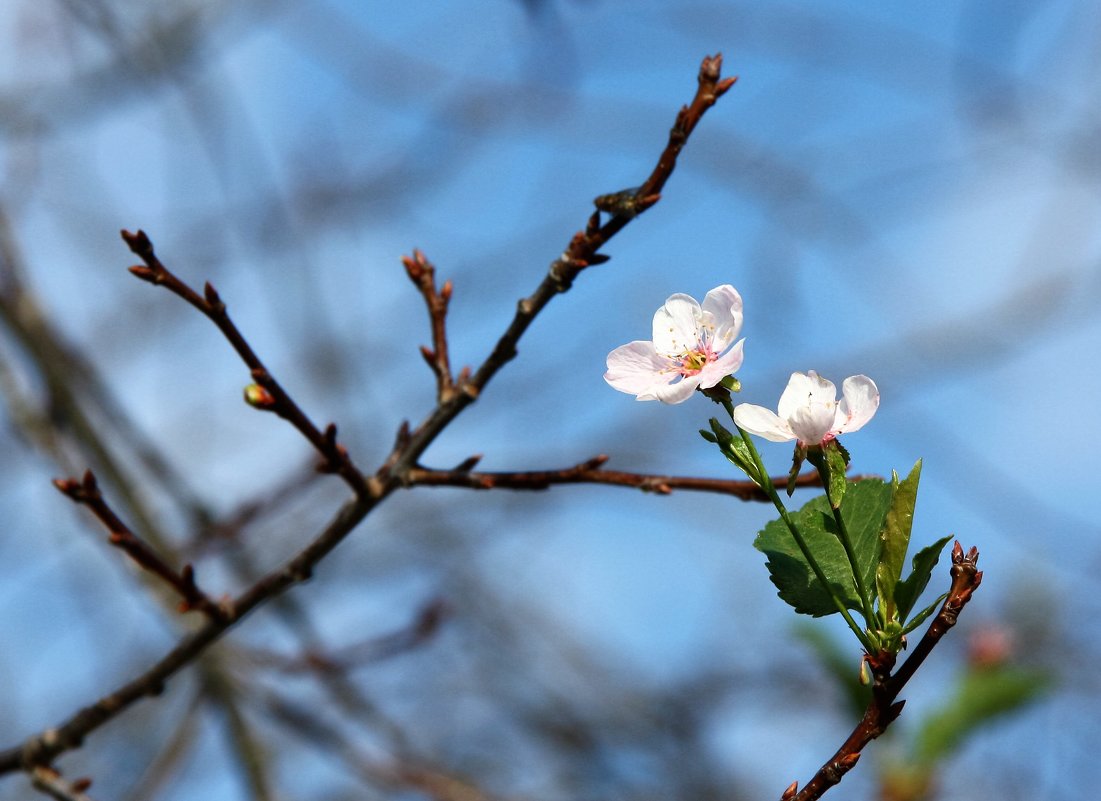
[733,371,878,445]
[605,285,745,404]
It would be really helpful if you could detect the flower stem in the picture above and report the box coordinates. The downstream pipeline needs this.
[823,478,877,632]
[735,426,873,652]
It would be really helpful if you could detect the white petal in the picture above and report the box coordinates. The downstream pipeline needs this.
[835,375,880,434]
[701,285,744,349]
[733,403,796,442]
[787,402,836,445]
[604,341,673,398]
[695,339,745,389]
[652,293,704,355]
[776,371,835,422]
[651,376,701,404]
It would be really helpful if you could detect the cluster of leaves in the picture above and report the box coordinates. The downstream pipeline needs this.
[756,462,951,651]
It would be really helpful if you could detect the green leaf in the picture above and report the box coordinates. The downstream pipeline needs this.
[754,479,893,617]
[875,460,922,623]
[704,418,760,483]
[914,666,1051,764]
[901,593,948,635]
[894,535,953,624]
[824,444,849,509]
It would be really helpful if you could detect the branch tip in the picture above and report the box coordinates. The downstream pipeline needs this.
[120,228,153,256]
[203,282,223,310]
[454,454,483,472]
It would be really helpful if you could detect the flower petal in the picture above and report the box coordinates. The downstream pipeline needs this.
[733,403,795,442]
[835,375,879,434]
[701,284,744,350]
[604,341,673,398]
[787,402,835,445]
[695,338,745,389]
[652,293,704,355]
[651,376,701,404]
[776,371,834,421]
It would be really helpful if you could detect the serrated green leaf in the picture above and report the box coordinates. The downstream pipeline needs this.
[914,666,1051,764]
[875,460,922,623]
[894,535,953,624]
[753,480,893,617]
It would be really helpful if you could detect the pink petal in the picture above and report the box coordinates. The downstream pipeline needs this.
[604,341,672,397]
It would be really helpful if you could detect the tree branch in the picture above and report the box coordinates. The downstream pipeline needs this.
[407,455,840,501]
[786,542,983,801]
[53,470,227,621]
[0,52,735,779]
[121,229,371,498]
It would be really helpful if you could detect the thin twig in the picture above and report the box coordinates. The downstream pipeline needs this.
[407,455,843,501]
[786,542,983,801]
[246,598,449,674]
[121,228,371,498]
[53,470,227,621]
[29,767,97,801]
[403,250,464,403]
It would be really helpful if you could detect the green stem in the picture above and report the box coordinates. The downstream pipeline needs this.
[824,479,877,630]
[735,427,873,652]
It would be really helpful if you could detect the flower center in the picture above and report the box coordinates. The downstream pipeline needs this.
[677,345,713,376]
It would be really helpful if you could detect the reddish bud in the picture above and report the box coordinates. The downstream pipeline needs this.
[243,383,277,410]
[440,279,453,302]
[716,75,738,95]
[128,265,157,283]
[780,781,798,800]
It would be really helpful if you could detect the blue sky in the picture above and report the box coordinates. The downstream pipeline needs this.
[1,1,1098,798]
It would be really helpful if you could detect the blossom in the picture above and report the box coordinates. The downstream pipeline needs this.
[733,371,878,445]
[604,284,745,404]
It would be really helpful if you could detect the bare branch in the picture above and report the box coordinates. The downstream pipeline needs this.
[403,250,462,403]
[53,471,227,621]
[29,767,97,801]
[122,229,372,497]
[407,456,844,502]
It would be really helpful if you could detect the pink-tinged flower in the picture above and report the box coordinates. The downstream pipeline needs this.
[604,285,745,404]
[733,371,879,445]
